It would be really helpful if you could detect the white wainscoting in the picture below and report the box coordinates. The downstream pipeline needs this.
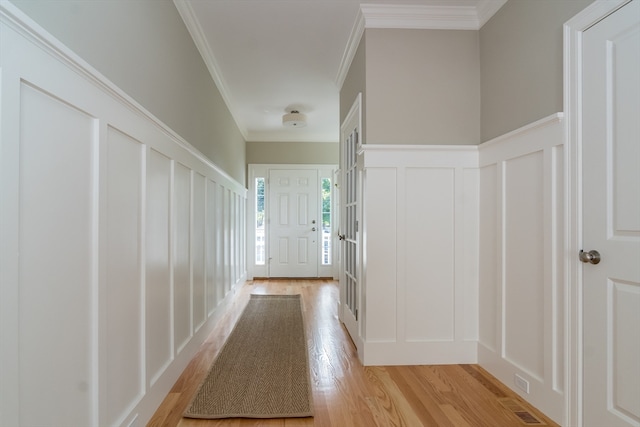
[477,113,565,424]
[359,145,479,365]
[0,5,247,427]
[356,114,565,423]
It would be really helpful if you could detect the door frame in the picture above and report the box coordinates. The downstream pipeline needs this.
[563,1,631,425]
[247,164,338,279]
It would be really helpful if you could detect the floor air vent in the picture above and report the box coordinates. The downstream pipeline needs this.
[498,398,546,425]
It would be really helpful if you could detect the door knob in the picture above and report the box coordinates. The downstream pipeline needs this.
[312,227,316,231]
[579,249,601,265]
[338,234,345,240]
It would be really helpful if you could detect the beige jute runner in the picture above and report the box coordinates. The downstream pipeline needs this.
[183,294,313,419]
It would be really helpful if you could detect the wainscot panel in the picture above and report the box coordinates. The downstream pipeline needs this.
[359,145,479,366]
[0,4,247,426]
[478,113,565,424]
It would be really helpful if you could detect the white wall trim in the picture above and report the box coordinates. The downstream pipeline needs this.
[0,3,247,425]
[173,0,248,141]
[361,144,478,167]
[335,11,366,89]
[247,164,338,280]
[359,144,479,366]
[336,1,507,89]
[477,113,565,424]
[360,4,481,30]
[476,0,508,27]
[363,341,477,366]
[563,2,630,425]
[480,113,564,149]
[0,1,244,194]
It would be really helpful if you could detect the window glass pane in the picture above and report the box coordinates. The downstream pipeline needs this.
[321,178,331,265]
[255,177,265,265]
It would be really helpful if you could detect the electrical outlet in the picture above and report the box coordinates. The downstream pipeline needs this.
[514,374,530,394]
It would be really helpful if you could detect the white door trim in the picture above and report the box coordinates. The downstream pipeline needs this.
[247,164,337,280]
[563,1,631,425]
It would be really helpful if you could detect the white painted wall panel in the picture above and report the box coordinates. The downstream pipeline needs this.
[193,172,206,331]
[360,146,478,365]
[206,180,218,315]
[0,7,248,425]
[363,168,398,343]
[224,189,231,294]
[504,151,545,379]
[405,168,455,342]
[173,162,191,354]
[146,149,173,387]
[215,183,226,305]
[461,168,479,342]
[104,126,144,426]
[478,164,498,351]
[478,114,565,423]
[552,145,564,393]
[17,82,96,427]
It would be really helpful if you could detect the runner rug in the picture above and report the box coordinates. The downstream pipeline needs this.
[183,294,313,419]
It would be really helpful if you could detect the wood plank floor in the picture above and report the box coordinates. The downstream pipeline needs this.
[148,279,559,427]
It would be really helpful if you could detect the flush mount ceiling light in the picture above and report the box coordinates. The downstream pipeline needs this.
[282,110,307,127]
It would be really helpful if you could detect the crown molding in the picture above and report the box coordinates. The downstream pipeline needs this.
[335,10,366,90]
[476,0,508,27]
[336,1,507,89]
[360,4,480,30]
[173,0,249,140]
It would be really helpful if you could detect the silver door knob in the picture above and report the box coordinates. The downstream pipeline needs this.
[579,249,601,265]
[312,227,316,231]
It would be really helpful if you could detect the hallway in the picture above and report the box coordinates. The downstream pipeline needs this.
[148,280,558,426]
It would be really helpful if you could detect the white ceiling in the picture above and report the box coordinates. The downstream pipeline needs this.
[174,0,506,143]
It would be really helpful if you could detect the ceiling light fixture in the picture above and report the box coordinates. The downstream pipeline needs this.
[282,110,307,127]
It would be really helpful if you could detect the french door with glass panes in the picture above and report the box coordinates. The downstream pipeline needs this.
[340,94,361,348]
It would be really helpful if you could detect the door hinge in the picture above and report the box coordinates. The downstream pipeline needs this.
[356,220,359,232]
[355,308,358,321]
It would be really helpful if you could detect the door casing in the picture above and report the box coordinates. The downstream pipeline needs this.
[564,1,633,425]
[247,164,337,279]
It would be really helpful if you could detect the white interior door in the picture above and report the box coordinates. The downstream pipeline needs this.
[339,94,361,348]
[582,2,640,426]
[268,169,318,277]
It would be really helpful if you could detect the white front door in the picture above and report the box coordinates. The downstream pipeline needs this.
[268,169,319,277]
[582,2,640,425]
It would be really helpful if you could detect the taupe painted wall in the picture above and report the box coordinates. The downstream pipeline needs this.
[10,0,247,185]
[246,141,338,165]
[480,0,593,142]
[340,36,367,140]
[366,28,480,145]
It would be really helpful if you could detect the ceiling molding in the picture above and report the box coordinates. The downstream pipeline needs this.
[360,4,480,30]
[476,0,508,27]
[336,1,507,89]
[173,0,249,140]
[335,10,366,91]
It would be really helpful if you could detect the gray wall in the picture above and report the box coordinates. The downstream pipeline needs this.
[366,28,480,145]
[340,37,367,138]
[480,0,593,142]
[246,141,338,165]
[10,0,247,185]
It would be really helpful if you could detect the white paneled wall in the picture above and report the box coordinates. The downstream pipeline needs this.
[356,115,565,422]
[0,6,246,427]
[359,146,479,365]
[478,114,565,424]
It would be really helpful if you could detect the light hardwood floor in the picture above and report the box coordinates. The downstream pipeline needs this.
[148,279,559,427]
